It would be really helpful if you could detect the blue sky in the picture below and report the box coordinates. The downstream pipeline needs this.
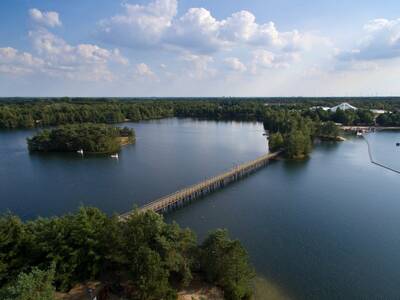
[1,0,400,96]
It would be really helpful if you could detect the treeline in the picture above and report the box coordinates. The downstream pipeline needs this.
[27,124,135,153]
[1,98,399,129]
[304,108,376,126]
[0,100,175,129]
[0,208,254,300]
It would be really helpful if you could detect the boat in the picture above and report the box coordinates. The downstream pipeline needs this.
[110,153,119,159]
[77,149,84,154]
[356,131,363,136]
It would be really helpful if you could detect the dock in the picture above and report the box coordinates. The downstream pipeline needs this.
[120,151,280,218]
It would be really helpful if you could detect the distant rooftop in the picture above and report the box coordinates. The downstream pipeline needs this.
[329,103,357,112]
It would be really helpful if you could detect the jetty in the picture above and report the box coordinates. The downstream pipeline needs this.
[341,126,400,132]
[120,151,280,219]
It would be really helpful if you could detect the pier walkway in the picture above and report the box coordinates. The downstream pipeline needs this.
[120,151,280,218]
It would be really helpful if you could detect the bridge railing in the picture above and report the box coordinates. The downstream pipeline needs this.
[120,151,280,218]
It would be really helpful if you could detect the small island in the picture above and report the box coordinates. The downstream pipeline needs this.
[27,123,135,154]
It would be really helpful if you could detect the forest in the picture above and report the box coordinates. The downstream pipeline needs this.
[2,97,397,159]
[1,97,399,129]
[0,208,254,300]
[27,124,135,154]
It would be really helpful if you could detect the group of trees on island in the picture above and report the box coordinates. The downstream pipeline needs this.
[263,108,341,158]
[27,123,135,154]
[0,208,254,300]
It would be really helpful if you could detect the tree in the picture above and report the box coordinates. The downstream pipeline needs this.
[285,130,312,159]
[117,211,196,299]
[0,265,55,300]
[0,214,29,286]
[27,124,135,153]
[201,229,254,300]
[268,132,284,152]
[318,121,339,139]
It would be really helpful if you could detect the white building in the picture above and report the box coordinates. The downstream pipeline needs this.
[370,109,387,115]
[310,106,331,111]
[329,103,358,112]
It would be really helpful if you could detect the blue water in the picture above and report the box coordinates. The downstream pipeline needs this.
[365,131,400,172]
[1,120,400,299]
[0,119,267,219]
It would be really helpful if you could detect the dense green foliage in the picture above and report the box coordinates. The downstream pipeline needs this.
[0,99,174,129]
[1,97,398,129]
[201,230,255,300]
[0,265,55,300]
[263,110,315,158]
[27,123,135,153]
[268,132,284,152]
[376,112,400,126]
[0,208,254,300]
[306,108,375,126]
[317,121,340,140]
[285,130,313,159]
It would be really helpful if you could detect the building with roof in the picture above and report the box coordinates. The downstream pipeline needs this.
[329,103,358,112]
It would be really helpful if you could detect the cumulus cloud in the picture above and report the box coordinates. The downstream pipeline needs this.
[0,47,44,75]
[29,8,62,27]
[224,57,247,72]
[181,54,216,79]
[165,7,225,53]
[219,11,301,51]
[98,0,307,55]
[29,29,128,80]
[98,0,177,47]
[0,26,128,81]
[250,49,299,73]
[135,63,156,79]
[337,18,400,61]
[29,29,126,65]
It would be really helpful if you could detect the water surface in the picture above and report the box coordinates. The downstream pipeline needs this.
[0,118,267,219]
[2,120,400,299]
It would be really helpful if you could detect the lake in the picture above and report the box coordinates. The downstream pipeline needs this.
[1,119,400,299]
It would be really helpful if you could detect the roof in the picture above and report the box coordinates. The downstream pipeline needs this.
[370,109,386,114]
[310,106,331,111]
[329,103,357,112]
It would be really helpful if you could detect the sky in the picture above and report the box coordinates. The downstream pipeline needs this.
[1,0,400,97]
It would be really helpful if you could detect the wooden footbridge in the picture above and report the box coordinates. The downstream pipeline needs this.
[120,151,280,219]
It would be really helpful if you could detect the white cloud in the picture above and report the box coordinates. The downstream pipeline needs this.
[0,47,44,75]
[98,0,309,56]
[220,11,301,51]
[337,18,400,61]
[98,0,177,47]
[224,57,247,72]
[30,29,127,65]
[181,53,216,79]
[29,8,62,27]
[165,7,225,53]
[135,63,156,79]
[1,28,128,81]
[250,49,299,73]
